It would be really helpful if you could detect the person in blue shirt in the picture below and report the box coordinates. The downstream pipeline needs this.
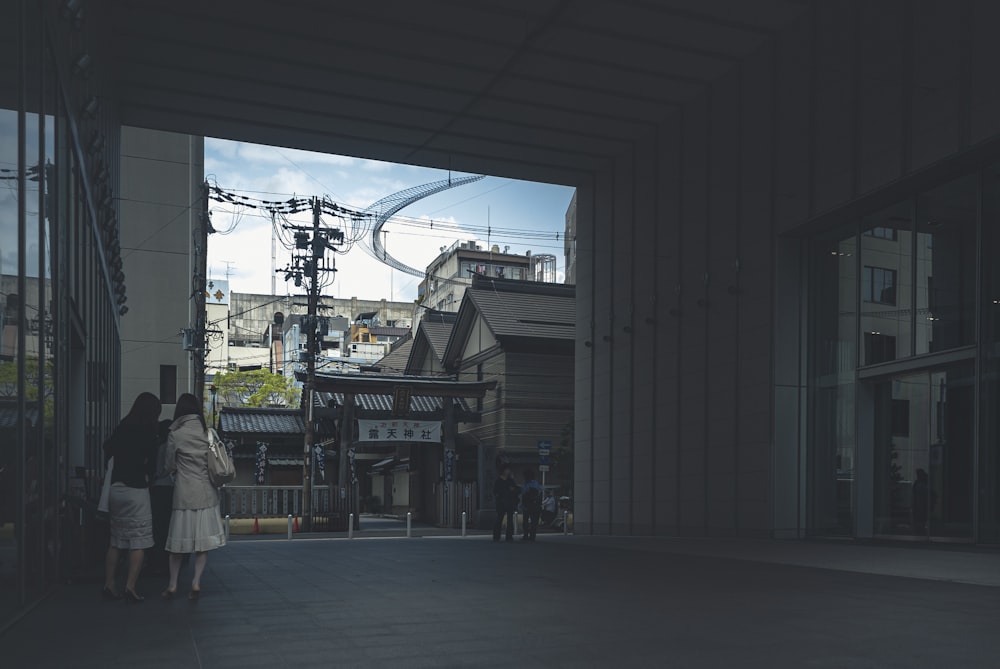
[541,490,557,527]
[520,469,542,541]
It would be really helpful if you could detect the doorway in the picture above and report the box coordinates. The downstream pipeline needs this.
[870,362,974,540]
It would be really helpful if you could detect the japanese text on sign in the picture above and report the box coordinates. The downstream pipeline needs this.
[357,419,442,443]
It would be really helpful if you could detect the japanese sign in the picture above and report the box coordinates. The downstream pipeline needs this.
[255,442,268,485]
[357,419,442,443]
[392,386,412,417]
[444,449,455,484]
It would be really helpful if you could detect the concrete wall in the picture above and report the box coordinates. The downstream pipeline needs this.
[575,2,1000,536]
[119,127,203,416]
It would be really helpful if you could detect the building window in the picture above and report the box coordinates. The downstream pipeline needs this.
[863,266,896,305]
[864,227,897,241]
[159,365,177,404]
[891,399,910,438]
[864,332,897,366]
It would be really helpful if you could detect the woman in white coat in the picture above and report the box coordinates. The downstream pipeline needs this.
[161,393,226,599]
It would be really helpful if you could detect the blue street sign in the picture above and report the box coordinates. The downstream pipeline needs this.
[538,440,551,465]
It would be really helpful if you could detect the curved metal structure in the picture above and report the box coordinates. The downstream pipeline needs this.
[363,174,485,277]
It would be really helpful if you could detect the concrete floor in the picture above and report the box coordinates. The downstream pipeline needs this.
[3,534,999,668]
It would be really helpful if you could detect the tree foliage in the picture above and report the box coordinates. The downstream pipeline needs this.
[0,356,56,428]
[213,368,300,408]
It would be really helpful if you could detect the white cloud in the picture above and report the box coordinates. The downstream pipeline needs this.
[235,143,356,168]
[204,138,573,301]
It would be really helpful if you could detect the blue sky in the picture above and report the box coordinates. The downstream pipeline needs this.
[204,139,575,301]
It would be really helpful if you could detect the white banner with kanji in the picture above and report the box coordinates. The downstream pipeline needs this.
[357,419,442,443]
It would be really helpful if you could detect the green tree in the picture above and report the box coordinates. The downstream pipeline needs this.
[0,356,56,429]
[212,368,301,408]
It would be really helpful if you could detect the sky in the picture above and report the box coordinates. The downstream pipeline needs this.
[204,138,575,302]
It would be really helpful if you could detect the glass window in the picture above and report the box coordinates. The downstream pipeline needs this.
[0,20,18,621]
[809,226,857,535]
[159,365,177,404]
[914,174,977,354]
[860,201,913,362]
[980,163,1000,544]
[865,227,898,241]
[863,332,896,366]
[872,364,974,539]
[862,266,897,304]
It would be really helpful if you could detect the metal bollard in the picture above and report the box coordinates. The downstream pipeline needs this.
[287,514,293,540]
[563,510,569,535]
[348,513,354,539]
[406,511,412,538]
[225,514,230,541]
[461,511,467,537]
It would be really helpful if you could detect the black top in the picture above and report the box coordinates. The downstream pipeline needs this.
[104,422,158,489]
[493,476,519,510]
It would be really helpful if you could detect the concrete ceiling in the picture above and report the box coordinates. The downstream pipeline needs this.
[112,0,805,185]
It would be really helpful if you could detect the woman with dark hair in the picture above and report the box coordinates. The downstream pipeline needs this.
[162,393,226,600]
[103,391,162,603]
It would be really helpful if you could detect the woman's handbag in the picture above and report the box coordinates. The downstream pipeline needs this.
[206,428,236,487]
[97,456,114,514]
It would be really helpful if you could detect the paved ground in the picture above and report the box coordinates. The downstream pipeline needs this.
[3,532,999,668]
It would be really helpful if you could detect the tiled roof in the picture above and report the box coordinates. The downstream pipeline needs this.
[370,326,410,337]
[315,391,471,417]
[219,407,305,435]
[467,280,575,341]
[418,312,457,363]
[374,337,413,375]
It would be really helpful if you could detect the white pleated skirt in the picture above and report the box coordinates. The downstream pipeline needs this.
[165,506,226,553]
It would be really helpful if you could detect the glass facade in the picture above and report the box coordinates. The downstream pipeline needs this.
[810,163,1000,544]
[871,364,974,538]
[809,227,856,535]
[1,1,124,627]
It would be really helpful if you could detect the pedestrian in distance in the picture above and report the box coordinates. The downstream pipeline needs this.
[102,392,162,603]
[492,465,518,543]
[520,469,542,541]
[541,489,557,527]
[162,393,227,601]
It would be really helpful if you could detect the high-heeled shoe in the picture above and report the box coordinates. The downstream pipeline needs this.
[124,589,145,604]
[101,586,122,601]
[188,587,201,600]
[161,588,176,600]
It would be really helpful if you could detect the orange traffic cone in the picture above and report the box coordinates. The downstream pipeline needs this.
[293,516,300,533]
[253,516,259,534]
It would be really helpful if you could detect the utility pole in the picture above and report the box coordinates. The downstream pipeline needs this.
[193,181,210,404]
[301,198,320,531]
[277,197,343,532]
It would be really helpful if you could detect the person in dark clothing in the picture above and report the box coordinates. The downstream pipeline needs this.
[103,392,161,603]
[492,465,518,542]
[520,469,542,541]
[148,419,175,575]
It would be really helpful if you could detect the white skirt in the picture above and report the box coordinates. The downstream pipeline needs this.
[165,506,226,553]
[109,484,154,550]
